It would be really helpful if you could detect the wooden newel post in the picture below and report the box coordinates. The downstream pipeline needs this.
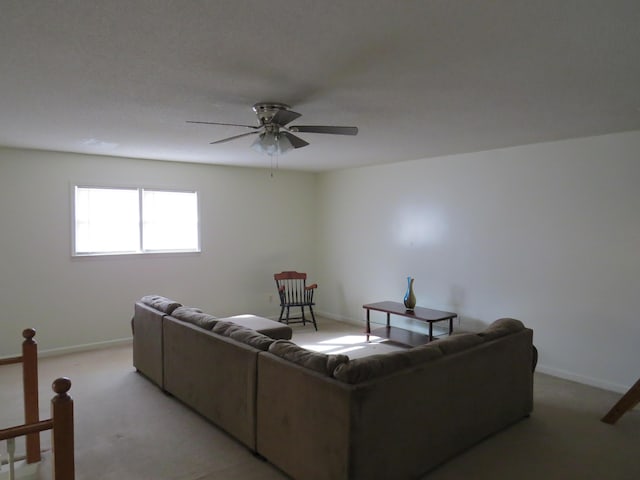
[51,377,74,480]
[22,328,41,464]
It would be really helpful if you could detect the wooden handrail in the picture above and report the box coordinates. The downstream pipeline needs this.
[0,355,23,366]
[601,377,640,424]
[0,419,53,440]
[0,377,75,480]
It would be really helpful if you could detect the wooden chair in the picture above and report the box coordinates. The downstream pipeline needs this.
[274,271,318,330]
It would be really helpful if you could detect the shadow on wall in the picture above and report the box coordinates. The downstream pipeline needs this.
[336,282,349,319]
[448,284,482,331]
[449,284,465,313]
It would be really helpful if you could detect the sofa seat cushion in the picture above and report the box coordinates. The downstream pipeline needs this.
[219,314,293,340]
[170,307,218,330]
[140,295,181,315]
[212,321,275,351]
[478,317,525,341]
[333,343,443,384]
[268,340,349,376]
[435,333,484,354]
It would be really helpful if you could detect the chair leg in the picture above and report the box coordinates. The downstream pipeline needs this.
[278,306,285,322]
[309,305,318,331]
[301,306,306,326]
[285,306,290,325]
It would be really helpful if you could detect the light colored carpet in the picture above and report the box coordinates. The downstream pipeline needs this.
[1,318,639,479]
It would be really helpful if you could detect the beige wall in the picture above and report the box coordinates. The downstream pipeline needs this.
[3,130,639,393]
[0,148,317,356]
[316,131,640,393]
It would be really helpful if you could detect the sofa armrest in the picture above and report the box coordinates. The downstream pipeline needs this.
[132,301,165,387]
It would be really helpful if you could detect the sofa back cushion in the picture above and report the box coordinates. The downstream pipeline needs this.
[268,340,349,377]
[435,333,484,354]
[333,343,444,384]
[170,306,218,330]
[333,335,489,384]
[478,317,525,341]
[212,321,275,351]
[140,295,181,315]
[333,322,525,384]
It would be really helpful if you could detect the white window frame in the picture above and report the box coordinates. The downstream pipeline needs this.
[72,185,201,257]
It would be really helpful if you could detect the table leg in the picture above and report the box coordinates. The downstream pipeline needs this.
[365,309,371,341]
[449,318,453,335]
[386,313,390,328]
[429,322,433,341]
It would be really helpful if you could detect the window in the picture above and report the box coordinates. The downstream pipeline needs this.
[73,186,199,256]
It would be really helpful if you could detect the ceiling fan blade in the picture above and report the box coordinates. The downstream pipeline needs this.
[280,131,309,149]
[210,131,260,145]
[289,125,358,136]
[187,120,261,129]
[271,109,302,126]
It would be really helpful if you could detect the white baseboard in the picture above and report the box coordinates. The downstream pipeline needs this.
[264,310,363,327]
[536,364,630,394]
[315,310,362,326]
[38,337,132,359]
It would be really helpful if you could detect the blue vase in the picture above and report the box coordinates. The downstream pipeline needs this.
[404,277,416,310]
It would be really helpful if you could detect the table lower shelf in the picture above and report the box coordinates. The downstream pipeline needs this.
[370,326,437,348]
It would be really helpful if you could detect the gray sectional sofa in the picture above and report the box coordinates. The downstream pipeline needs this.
[132,295,536,480]
[131,295,292,450]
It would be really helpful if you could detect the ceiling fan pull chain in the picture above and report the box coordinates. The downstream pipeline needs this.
[270,151,279,178]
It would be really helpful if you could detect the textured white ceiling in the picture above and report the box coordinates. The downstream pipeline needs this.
[1,0,639,171]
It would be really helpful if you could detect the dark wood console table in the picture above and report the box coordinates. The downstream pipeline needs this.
[363,301,458,347]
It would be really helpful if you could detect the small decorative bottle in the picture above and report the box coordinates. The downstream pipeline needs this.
[404,277,416,311]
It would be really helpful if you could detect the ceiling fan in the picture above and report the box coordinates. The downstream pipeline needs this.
[187,102,358,155]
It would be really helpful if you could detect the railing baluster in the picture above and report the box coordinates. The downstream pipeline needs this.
[7,437,16,480]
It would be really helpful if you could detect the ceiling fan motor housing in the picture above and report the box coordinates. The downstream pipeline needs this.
[252,102,290,125]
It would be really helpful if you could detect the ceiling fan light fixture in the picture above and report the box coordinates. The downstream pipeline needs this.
[251,131,293,156]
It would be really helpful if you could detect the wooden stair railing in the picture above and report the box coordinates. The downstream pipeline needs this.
[601,377,640,425]
[0,329,75,479]
[0,328,40,463]
[0,378,74,480]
